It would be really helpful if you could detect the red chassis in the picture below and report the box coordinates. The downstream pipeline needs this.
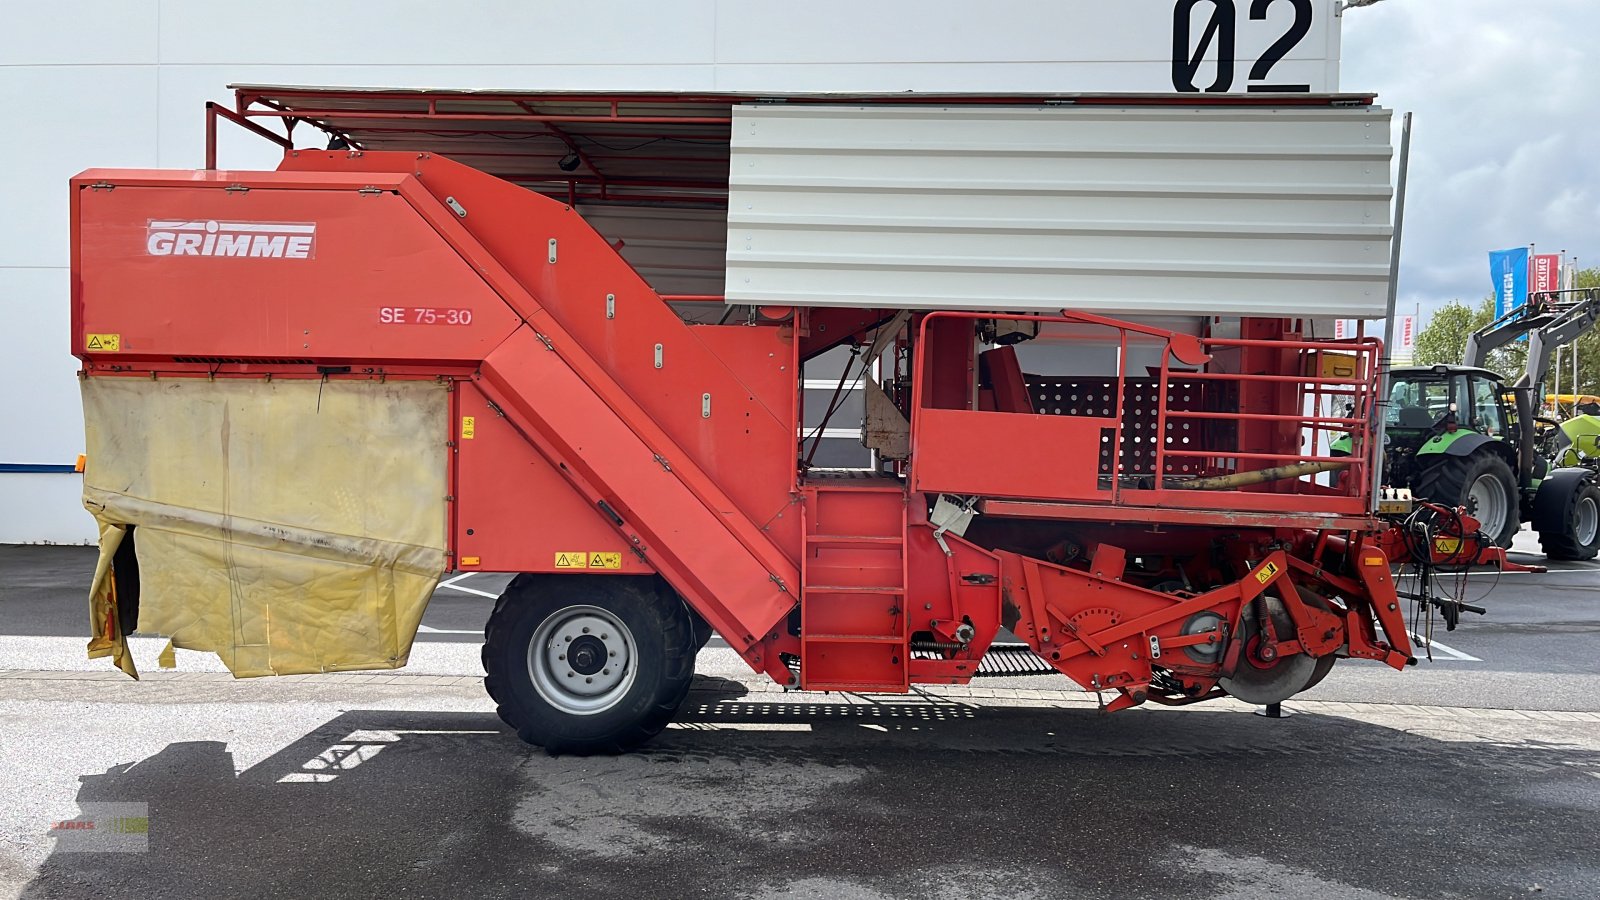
[73,149,1415,729]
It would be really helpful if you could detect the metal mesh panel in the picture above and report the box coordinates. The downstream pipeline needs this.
[1027,376,1237,479]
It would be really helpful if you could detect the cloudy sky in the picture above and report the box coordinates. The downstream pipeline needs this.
[1341,0,1600,321]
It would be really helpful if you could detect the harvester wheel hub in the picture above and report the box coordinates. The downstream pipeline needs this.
[1180,612,1226,664]
[527,605,637,715]
[1244,636,1278,668]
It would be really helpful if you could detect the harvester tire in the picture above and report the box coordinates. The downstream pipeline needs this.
[483,573,695,755]
[1414,451,1520,547]
[1534,476,1600,561]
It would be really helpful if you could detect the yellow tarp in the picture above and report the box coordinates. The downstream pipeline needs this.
[81,377,449,678]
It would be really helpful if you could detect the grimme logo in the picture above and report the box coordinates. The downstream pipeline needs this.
[146,219,316,259]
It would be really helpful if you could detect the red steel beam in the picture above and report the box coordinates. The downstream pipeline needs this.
[514,100,610,198]
[205,102,293,169]
[242,110,735,126]
[239,87,1373,109]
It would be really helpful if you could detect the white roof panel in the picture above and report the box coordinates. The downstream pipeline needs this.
[724,103,1394,317]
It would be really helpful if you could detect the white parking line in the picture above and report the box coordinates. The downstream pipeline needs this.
[436,572,500,599]
[1408,631,1481,662]
[417,624,482,635]
[1480,568,1593,575]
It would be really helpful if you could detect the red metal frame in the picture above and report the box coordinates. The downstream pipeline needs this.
[908,310,1382,520]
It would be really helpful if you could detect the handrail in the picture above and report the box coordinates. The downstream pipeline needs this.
[913,310,1381,513]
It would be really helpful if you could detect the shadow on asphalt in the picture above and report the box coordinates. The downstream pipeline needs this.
[20,695,1600,899]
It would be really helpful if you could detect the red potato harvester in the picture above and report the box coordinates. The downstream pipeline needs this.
[70,88,1515,752]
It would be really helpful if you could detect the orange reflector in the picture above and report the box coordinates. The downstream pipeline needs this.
[1363,556,1384,566]
[460,556,481,566]
[74,454,86,473]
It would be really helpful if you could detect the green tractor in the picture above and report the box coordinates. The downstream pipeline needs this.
[1339,289,1600,559]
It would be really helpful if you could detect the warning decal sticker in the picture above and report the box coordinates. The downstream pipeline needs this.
[85,334,121,352]
[553,552,623,569]
[1253,561,1280,584]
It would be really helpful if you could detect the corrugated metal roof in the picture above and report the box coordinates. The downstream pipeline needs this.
[723,104,1394,317]
[230,87,1393,316]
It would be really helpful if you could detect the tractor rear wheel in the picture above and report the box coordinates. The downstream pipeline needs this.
[1414,451,1520,547]
[483,574,695,754]
[1535,478,1600,561]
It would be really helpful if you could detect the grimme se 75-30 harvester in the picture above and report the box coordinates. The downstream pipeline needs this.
[73,88,1480,753]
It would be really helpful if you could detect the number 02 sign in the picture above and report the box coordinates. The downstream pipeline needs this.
[1172,0,1327,93]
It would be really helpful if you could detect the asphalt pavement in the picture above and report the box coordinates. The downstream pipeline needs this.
[2,535,1598,899]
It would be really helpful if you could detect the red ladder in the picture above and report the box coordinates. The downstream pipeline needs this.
[799,478,910,691]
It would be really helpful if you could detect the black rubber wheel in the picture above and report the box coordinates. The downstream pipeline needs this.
[1414,451,1521,547]
[1535,478,1600,561]
[687,604,714,650]
[483,574,695,754]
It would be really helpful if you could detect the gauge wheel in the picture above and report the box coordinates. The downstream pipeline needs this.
[1219,596,1317,706]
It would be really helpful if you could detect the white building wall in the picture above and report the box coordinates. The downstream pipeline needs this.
[0,0,1344,542]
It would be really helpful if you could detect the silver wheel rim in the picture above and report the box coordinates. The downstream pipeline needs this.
[1466,473,1509,538]
[527,605,637,716]
[1578,495,1599,547]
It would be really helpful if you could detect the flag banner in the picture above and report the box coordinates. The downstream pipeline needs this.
[1391,314,1417,363]
[1531,253,1561,295]
[1489,248,1530,318]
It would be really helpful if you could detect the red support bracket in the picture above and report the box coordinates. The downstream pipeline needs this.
[205,102,294,170]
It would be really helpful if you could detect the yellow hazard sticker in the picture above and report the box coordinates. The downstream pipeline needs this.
[1433,537,1461,554]
[460,416,475,439]
[85,333,121,352]
[589,552,622,569]
[1254,561,1280,584]
[459,556,481,567]
[554,552,588,568]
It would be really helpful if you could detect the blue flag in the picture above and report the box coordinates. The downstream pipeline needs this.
[1489,247,1529,318]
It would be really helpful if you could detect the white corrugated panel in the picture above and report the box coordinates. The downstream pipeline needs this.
[725,104,1393,317]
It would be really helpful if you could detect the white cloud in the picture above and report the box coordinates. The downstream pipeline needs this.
[1342,0,1600,318]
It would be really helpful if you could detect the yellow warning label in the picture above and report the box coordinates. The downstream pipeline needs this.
[589,552,622,570]
[85,333,121,352]
[554,552,589,569]
[1254,561,1280,584]
[460,416,475,440]
[459,556,481,566]
[1433,537,1461,554]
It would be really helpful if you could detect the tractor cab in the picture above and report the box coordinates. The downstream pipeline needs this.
[1385,365,1513,446]
[1378,365,1525,546]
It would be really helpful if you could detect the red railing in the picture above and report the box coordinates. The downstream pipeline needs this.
[909,311,1383,522]
[1152,335,1381,496]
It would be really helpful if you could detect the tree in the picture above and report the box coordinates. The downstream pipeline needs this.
[1412,296,1526,377]
[1411,267,1600,409]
